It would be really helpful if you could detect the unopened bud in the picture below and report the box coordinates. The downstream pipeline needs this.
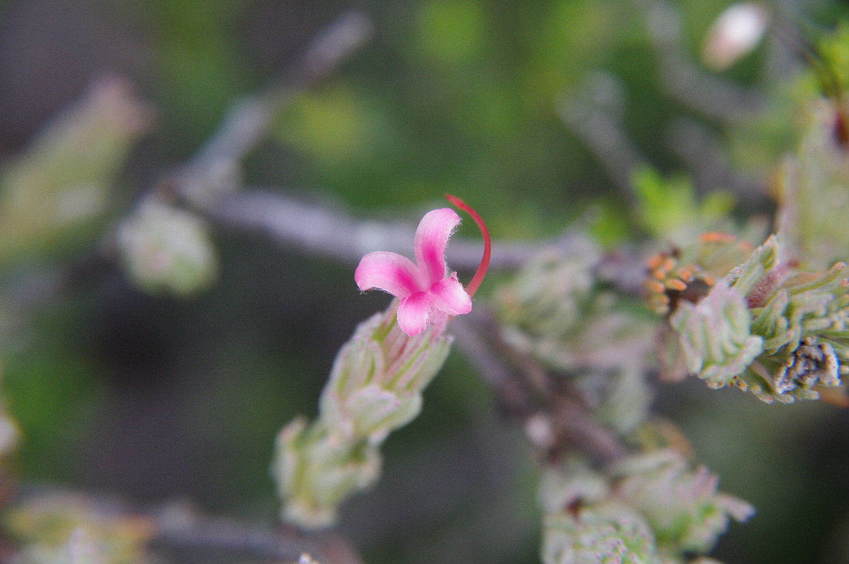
[118,201,218,296]
[0,76,152,259]
[274,304,453,528]
[273,419,381,528]
[611,449,754,553]
[319,308,451,442]
[703,3,770,71]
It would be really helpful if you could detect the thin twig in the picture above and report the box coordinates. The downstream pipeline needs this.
[152,516,362,564]
[152,518,310,561]
[763,0,806,84]
[452,305,628,466]
[9,486,362,564]
[557,72,644,199]
[205,189,581,272]
[665,117,767,206]
[149,10,651,289]
[206,188,650,294]
[156,9,645,285]
[169,11,374,209]
[451,314,532,416]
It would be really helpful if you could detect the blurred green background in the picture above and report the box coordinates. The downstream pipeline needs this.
[2,0,849,562]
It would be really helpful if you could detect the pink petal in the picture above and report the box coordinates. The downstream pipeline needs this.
[430,275,472,316]
[397,292,432,336]
[414,208,461,286]
[355,251,422,298]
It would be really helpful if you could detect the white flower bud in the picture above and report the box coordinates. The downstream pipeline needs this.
[118,201,218,296]
[703,3,770,71]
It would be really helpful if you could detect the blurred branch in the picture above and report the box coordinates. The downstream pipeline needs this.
[11,5,652,306]
[9,486,362,564]
[594,245,651,297]
[16,9,651,308]
[152,513,362,564]
[665,117,767,206]
[153,9,651,289]
[167,10,374,208]
[205,188,572,272]
[764,0,805,84]
[152,518,309,561]
[158,8,647,287]
[640,0,764,123]
[207,188,650,294]
[452,315,531,415]
[557,72,645,198]
[452,307,628,466]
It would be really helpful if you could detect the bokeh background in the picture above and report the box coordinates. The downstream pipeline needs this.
[2,0,849,562]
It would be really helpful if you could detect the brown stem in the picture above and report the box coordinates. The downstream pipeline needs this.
[453,306,628,466]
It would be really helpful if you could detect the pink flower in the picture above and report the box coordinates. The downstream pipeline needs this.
[355,208,473,336]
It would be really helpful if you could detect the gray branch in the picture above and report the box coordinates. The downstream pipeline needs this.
[152,517,310,561]
[557,72,645,198]
[451,307,628,465]
[665,117,767,205]
[9,485,361,563]
[152,513,362,563]
[170,11,374,209]
[205,190,651,294]
[207,188,578,272]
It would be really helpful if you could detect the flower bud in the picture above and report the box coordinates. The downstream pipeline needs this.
[118,201,218,296]
[0,77,152,261]
[671,280,763,389]
[319,308,450,442]
[5,493,153,563]
[274,304,453,529]
[611,449,754,554]
[274,418,381,528]
[542,501,657,564]
[540,451,752,561]
[703,3,769,71]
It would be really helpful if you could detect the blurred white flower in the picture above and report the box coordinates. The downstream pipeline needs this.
[703,3,770,71]
[118,200,218,296]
